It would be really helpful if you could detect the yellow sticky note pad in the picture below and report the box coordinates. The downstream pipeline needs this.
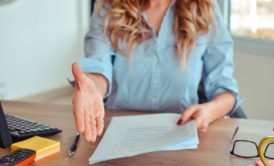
[11,136,60,161]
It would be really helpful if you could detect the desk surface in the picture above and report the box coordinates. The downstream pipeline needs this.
[0,101,273,166]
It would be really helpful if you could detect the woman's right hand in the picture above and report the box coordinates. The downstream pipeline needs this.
[72,63,105,142]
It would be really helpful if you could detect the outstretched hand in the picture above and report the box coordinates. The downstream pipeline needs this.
[72,63,105,142]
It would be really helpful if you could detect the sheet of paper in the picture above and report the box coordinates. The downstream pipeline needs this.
[89,113,199,164]
[159,137,198,151]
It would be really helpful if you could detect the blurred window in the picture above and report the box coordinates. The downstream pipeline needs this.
[230,0,274,41]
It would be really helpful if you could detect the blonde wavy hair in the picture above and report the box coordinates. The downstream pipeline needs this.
[100,0,213,64]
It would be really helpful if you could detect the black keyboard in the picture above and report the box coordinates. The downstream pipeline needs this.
[5,114,62,142]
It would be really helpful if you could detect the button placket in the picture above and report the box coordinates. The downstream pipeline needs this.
[151,49,161,110]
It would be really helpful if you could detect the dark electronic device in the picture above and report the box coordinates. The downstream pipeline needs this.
[0,102,62,145]
[0,148,36,166]
[0,102,12,148]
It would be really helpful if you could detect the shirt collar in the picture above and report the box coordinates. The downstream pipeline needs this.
[141,0,176,25]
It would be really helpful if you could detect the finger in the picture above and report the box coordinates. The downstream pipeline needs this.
[199,127,207,134]
[197,118,208,135]
[97,98,105,117]
[194,115,204,128]
[198,129,206,135]
[199,120,208,132]
[73,97,85,133]
[90,117,97,142]
[94,98,105,136]
[198,122,207,134]
[178,106,198,125]
[84,111,92,142]
[96,117,104,136]
[72,63,85,85]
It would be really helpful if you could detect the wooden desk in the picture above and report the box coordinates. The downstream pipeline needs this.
[0,101,273,166]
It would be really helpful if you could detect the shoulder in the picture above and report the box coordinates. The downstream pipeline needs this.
[205,0,233,44]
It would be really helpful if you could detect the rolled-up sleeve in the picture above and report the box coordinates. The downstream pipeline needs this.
[202,0,241,115]
[80,1,115,98]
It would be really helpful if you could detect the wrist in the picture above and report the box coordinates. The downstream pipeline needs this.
[86,73,107,99]
[201,101,219,123]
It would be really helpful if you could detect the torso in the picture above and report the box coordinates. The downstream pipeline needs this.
[105,1,207,113]
[83,0,236,113]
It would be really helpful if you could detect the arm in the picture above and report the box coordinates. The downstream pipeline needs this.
[203,92,235,123]
[177,1,240,134]
[73,1,115,142]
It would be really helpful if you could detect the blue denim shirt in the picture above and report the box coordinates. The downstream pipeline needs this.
[80,0,241,114]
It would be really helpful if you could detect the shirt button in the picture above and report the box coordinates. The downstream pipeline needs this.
[153,50,157,56]
[153,80,159,85]
[156,59,160,64]
[154,57,160,64]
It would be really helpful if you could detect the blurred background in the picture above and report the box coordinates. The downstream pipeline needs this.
[231,0,274,40]
[0,0,89,99]
[0,0,273,120]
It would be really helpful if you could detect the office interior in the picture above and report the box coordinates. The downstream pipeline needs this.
[0,0,274,121]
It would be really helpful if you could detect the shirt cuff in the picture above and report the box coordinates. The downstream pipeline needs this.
[207,86,243,116]
[80,58,112,99]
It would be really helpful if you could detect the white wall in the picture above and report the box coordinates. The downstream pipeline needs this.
[234,41,274,120]
[0,0,89,99]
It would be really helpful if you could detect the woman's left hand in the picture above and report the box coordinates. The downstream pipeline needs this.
[177,103,213,135]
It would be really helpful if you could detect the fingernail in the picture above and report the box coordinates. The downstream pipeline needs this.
[177,119,182,126]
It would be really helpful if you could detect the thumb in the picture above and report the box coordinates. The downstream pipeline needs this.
[72,63,85,83]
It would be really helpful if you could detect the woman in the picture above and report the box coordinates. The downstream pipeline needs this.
[72,0,240,142]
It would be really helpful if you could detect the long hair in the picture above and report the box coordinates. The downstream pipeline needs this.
[100,0,213,65]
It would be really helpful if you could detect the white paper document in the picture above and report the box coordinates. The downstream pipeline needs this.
[89,113,199,164]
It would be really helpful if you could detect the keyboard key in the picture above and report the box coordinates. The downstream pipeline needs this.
[4,114,62,141]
